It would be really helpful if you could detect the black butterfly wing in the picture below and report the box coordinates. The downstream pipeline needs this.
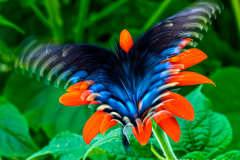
[130,0,223,56]
[124,0,223,108]
[12,39,118,89]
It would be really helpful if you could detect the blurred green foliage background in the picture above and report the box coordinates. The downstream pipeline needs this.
[0,0,240,159]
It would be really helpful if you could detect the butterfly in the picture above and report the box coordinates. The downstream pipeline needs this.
[12,0,223,145]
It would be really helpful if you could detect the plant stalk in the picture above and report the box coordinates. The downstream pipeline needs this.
[141,0,172,33]
[231,0,240,40]
[85,0,128,27]
[45,0,64,43]
[0,37,11,63]
[74,0,91,43]
[151,144,167,160]
[152,119,177,160]
[30,4,50,28]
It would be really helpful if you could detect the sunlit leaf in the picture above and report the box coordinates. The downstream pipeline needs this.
[181,151,205,160]
[215,150,240,160]
[99,140,157,160]
[93,129,156,160]
[83,128,123,160]
[27,129,156,160]
[27,131,90,160]
[203,67,240,151]
[170,86,232,157]
[0,97,37,157]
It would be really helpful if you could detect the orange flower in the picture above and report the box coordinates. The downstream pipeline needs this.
[60,31,215,145]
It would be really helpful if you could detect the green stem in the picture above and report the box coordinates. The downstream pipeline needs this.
[74,0,91,43]
[45,0,64,43]
[30,4,50,28]
[0,37,11,63]
[152,119,177,160]
[141,0,172,33]
[231,0,240,39]
[85,0,128,27]
[151,144,166,160]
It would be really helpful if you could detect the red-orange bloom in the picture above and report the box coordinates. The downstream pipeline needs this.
[10,0,221,148]
[59,29,215,146]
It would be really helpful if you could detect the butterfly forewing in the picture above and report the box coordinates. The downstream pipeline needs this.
[12,39,117,89]
[131,0,223,56]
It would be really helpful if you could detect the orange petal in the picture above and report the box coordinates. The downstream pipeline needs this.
[83,110,107,145]
[166,71,215,86]
[153,110,180,142]
[155,106,164,113]
[178,38,193,49]
[59,90,93,106]
[132,126,143,144]
[80,80,94,90]
[171,48,207,69]
[100,114,118,135]
[66,82,84,92]
[80,90,93,100]
[66,80,95,92]
[89,101,101,105]
[169,57,180,63]
[136,118,144,133]
[120,29,133,52]
[132,116,152,145]
[143,116,152,144]
[157,91,194,121]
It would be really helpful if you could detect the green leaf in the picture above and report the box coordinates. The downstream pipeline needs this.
[27,128,154,160]
[203,67,240,151]
[171,86,232,157]
[27,131,88,160]
[3,73,95,138]
[92,129,156,160]
[83,128,123,160]
[181,151,205,160]
[0,97,37,157]
[130,141,151,157]
[99,141,157,160]
[0,15,25,34]
[215,150,240,160]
